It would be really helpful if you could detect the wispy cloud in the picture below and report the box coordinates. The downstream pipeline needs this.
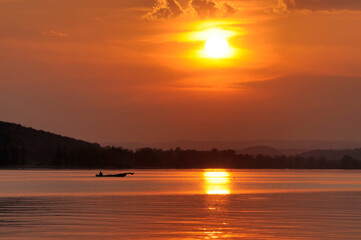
[145,0,237,19]
[42,30,68,38]
[145,0,183,19]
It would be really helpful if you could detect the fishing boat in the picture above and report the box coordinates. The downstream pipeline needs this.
[95,172,134,177]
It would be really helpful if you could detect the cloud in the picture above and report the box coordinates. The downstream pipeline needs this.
[146,0,237,19]
[266,0,288,14]
[222,2,237,16]
[145,0,183,19]
[190,0,237,17]
[281,0,361,11]
[42,30,68,37]
[191,0,217,17]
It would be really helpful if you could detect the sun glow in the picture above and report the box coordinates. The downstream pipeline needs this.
[205,35,229,58]
[179,24,239,60]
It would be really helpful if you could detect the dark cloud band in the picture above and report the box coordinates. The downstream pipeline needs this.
[283,0,361,11]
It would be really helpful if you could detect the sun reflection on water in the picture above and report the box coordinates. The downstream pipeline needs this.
[201,170,232,239]
[204,170,230,195]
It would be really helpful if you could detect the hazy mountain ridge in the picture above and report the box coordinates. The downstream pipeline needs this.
[104,140,361,155]
[238,146,282,156]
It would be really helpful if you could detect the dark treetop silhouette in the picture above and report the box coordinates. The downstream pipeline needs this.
[1,121,361,169]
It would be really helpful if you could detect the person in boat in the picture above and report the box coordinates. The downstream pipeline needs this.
[99,171,103,176]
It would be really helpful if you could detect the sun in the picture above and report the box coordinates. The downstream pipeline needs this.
[205,35,229,58]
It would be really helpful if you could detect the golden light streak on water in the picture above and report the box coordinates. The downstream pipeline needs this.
[204,170,231,195]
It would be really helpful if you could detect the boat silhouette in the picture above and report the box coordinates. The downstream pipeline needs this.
[95,172,134,177]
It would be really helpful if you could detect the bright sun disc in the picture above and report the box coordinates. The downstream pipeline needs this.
[205,35,229,58]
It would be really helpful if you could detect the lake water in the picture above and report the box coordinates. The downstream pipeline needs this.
[1,169,361,239]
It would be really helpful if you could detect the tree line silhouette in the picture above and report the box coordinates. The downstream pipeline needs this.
[1,121,361,169]
[2,145,361,169]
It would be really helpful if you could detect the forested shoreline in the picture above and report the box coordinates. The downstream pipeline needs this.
[1,121,361,169]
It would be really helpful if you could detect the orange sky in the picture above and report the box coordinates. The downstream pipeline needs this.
[1,0,361,143]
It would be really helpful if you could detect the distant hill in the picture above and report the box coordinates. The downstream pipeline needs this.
[0,121,101,167]
[300,149,361,161]
[238,146,282,156]
[104,140,361,155]
[104,140,361,151]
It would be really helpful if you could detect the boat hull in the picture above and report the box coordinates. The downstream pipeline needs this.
[95,173,134,177]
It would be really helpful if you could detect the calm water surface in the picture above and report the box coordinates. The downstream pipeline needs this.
[1,169,361,239]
